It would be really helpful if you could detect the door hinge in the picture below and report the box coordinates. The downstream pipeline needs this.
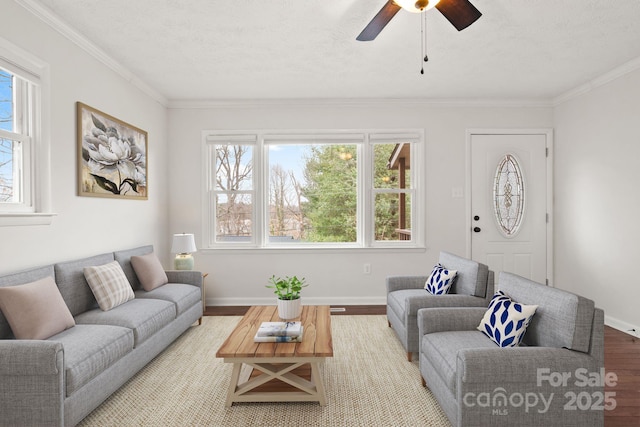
[546,213,549,223]
[545,147,549,157]
[546,278,549,286]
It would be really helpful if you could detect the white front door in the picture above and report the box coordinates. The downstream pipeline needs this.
[469,131,552,284]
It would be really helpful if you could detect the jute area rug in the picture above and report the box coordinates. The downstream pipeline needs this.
[78,315,451,426]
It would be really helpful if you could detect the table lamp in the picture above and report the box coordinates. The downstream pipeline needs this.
[171,233,197,270]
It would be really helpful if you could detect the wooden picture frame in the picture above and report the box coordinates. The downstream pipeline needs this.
[77,102,148,199]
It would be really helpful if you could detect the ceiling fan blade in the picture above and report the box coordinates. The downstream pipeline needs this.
[356,1,402,41]
[435,0,482,31]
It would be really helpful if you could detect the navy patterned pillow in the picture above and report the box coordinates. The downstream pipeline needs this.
[478,291,538,347]
[424,264,457,295]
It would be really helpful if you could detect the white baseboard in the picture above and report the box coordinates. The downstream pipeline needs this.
[605,314,640,337]
[206,296,387,307]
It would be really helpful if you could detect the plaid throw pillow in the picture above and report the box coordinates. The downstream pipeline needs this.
[84,261,134,311]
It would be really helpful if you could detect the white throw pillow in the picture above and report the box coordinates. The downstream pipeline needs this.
[84,261,134,311]
[424,263,457,295]
[0,276,75,339]
[478,291,538,348]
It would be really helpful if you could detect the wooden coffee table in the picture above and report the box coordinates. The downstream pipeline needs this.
[216,305,333,406]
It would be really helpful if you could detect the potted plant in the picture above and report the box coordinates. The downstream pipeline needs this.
[267,275,308,320]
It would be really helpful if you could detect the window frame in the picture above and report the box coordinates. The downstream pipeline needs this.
[0,37,53,226]
[202,129,424,251]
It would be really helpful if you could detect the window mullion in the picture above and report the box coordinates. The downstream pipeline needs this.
[255,134,266,247]
[361,137,372,247]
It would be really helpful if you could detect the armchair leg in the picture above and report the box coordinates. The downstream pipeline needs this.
[421,376,426,387]
[387,319,391,327]
[407,352,412,362]
[198,317,202,325]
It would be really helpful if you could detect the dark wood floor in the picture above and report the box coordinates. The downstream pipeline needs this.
[204,305,640,426]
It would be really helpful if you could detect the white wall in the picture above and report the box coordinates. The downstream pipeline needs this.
[168,102,553,305]
[0,2,170,274]
[554,68,640,332]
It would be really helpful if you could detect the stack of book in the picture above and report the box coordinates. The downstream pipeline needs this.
[254,321,304,343]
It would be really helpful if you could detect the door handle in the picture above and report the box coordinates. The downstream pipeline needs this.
[473,227,481,233]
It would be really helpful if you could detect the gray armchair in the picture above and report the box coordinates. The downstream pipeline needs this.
[386,252,494,361]
[418,272,605,427]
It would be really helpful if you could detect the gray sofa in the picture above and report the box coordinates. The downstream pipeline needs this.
[386,252,494,361]
[418,272,605,427]
[0,245,203,427]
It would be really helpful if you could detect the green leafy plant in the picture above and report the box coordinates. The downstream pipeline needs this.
[266,275,308,300]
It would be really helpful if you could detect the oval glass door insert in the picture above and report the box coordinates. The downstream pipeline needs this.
[493,154,525,236]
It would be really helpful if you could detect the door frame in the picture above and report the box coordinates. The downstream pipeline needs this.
[465,128,555,286]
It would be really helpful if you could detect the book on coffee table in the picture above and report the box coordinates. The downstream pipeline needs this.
[254,326,304,343]
[256,321,302,337]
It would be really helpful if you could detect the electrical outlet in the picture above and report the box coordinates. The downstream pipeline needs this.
[363,263,371,274]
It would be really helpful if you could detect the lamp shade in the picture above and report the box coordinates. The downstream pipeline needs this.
[171,233,197,254]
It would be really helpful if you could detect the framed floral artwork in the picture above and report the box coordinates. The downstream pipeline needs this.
[77,102,147,199]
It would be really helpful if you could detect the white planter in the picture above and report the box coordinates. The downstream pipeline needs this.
[277,298,302,320]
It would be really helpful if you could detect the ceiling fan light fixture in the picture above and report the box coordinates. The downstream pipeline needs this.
[393,0,440,14]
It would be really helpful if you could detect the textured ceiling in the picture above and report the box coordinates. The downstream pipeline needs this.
[28,0,640,102]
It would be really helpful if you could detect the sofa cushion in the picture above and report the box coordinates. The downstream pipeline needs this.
[424,264,457,295]
[0,265,56,339]
[84,261,135,311]
[74,298,176,347]
[422,331,498,395]
[54,252,115,316]
[48,324,134,396]
[0,276,75,340]
[114,245,154,291]
[498,272,595,353]
[131,251,168,291]
[439,252,489,298]
[478,291,538,347]
[135,283,201,316]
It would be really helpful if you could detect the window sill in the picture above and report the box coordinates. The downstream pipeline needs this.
[0,212,57,227]
[201,245,426,255]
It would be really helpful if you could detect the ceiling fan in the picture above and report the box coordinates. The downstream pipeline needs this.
[357,0,481,41]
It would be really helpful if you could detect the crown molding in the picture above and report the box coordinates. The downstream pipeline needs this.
[16,0,168,107]
[554,56,640,106]
[168,97,554,110]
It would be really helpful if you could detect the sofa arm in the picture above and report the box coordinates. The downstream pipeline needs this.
[458,346,602,385]
[418,307,487,335]
[406,294,489,316]
[165,270,203,289]
[0,340,65,426]
[456,347,605,426]
[0,340,63,375]
[386,276,428,293]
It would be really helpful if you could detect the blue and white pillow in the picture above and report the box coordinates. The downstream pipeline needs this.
[424,264,457,295]
[478,291,538,348]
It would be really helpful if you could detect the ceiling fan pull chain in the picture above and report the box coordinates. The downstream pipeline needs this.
[420,10,428,74]
[424,11,429,63]
[420,11,425,74]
